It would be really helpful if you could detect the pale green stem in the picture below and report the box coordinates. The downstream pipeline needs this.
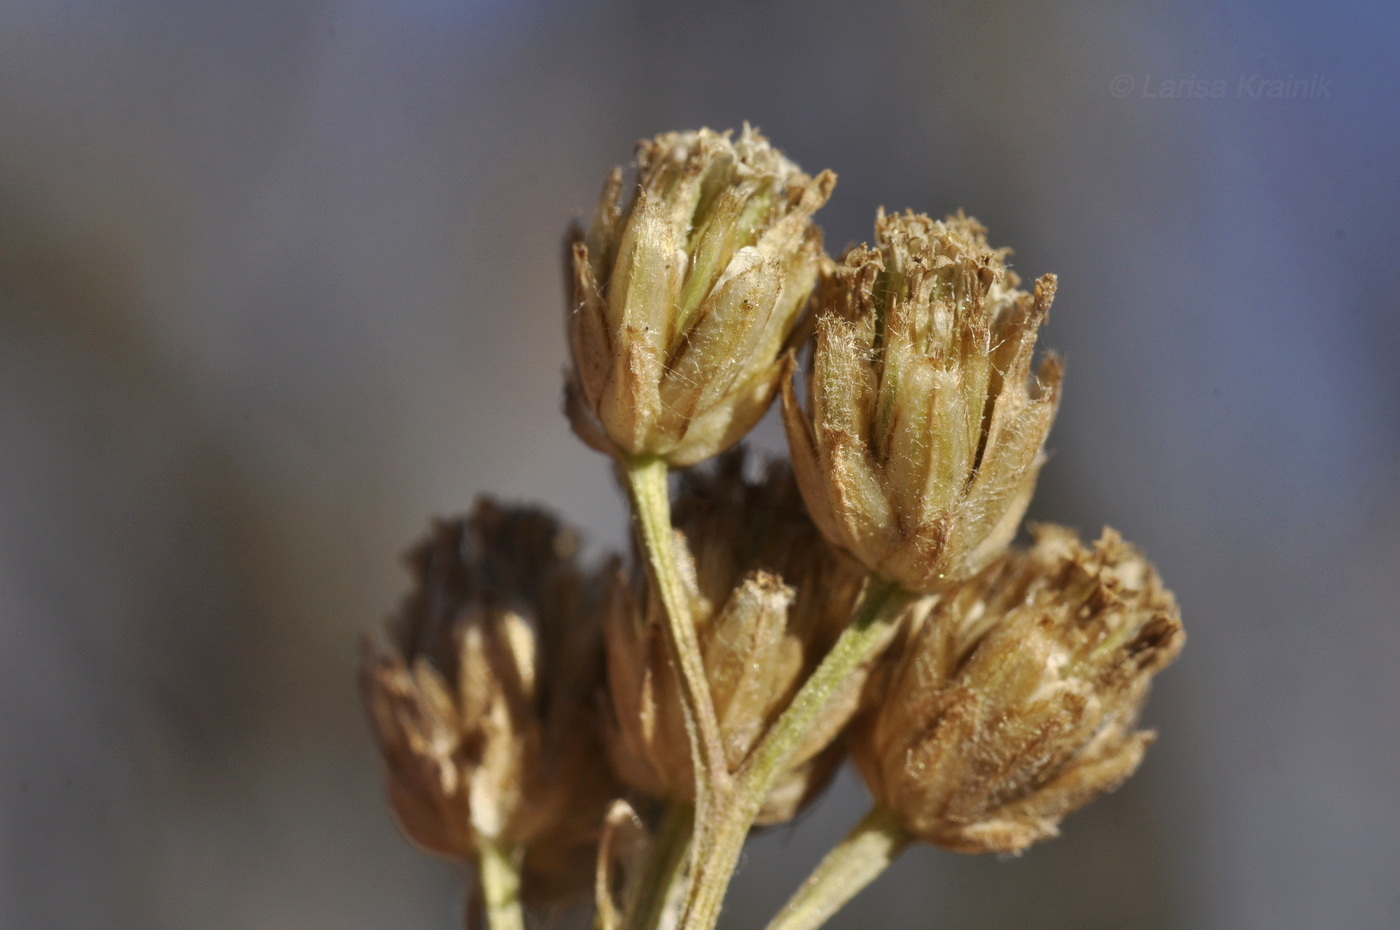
[625,803,696,930]
[677,579,913,930]
[477,836,524,930]
[764,806,912,930]
[621,456,731,884]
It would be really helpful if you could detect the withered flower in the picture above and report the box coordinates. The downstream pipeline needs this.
[604,448,868,823]
[854,525,1184,855]
[361,500,620,902]
[782,210,1062,593]
[567,126,836,466]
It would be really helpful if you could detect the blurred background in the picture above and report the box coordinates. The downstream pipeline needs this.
[2,1,1397,928]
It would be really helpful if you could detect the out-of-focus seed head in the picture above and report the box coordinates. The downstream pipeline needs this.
[567,126,836,466]
[782,210,1062,593]
[854,525,1184,855]
[360,500,620,903]
[604,447,869,823]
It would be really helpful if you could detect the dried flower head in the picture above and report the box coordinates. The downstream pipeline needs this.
[567,126,836,466]
[604,448,868,823]
[783,210,1062,593]
[854,525,1184,854]
[361,500,619,902]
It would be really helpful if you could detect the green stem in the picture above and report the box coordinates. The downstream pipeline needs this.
[477,836,525,930]
[764,806,912,930]
[621,455,731,883]
[677,578,912,930]
[740,578,907,800]
[625,803,696,930]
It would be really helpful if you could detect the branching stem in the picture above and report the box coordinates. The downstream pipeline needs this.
[676,578,913,930]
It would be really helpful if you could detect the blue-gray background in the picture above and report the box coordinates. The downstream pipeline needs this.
[2,1,1397,928]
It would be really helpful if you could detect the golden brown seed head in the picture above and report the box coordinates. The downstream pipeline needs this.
[360,500,619,902]
[782,210,1062,593]
[603,447,868,823]
[567,126,836,466]
[854,524,1183,854]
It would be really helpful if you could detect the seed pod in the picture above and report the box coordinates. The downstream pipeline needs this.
[854,525,1184,854]
[361,500,619,902]
[603,448,869,823]
[783,210,1062,593]
[567,126,836,466]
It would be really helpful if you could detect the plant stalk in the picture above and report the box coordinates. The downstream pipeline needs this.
[677,578,912,930]
[764,806,912,930]
[621,456,732,870]
[477,835,525,930]
[626,803,696,930]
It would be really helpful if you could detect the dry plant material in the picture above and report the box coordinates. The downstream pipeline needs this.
[361,125,1185,930]
[361,502,620,906]
[855,524,1184,854]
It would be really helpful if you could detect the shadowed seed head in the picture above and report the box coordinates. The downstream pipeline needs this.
[361,500,620,903]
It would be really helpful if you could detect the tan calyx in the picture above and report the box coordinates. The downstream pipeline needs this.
[567,126,836,466]
[783,210,1062,594]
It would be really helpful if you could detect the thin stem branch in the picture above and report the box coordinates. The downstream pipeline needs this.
[764,806,912,930]
[677,578,913,930]
[621,455,732,884]
[477,835,525,930]
[739,578,907,799]
[625,803,695,930]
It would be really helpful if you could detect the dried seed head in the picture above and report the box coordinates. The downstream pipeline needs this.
[604,448,868,823]
[854,525,1184,854]
[782,210,1062,593]
[361,500,620,902]
[567,126,836,466]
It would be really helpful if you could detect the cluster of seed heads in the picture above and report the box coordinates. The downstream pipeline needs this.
[362,125,1184,930]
